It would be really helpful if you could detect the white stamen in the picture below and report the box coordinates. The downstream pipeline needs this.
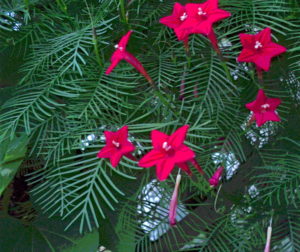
[180,12,188,21]
[162,141,172,151]
[261,103,270,109]
[254,41,263,49]
[198,7,207,16]
[114,44,124,51]
[112,140,120,148]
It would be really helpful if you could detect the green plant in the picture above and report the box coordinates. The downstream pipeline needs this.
[0,0,299,251]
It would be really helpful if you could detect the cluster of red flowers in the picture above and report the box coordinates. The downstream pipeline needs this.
[105,1,286,127]
[101,0,287,229]
[97,125,223,225]
[98,125,203,181]
[160,1,230,53]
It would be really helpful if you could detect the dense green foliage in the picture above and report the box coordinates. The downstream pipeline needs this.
[0,0,300,251]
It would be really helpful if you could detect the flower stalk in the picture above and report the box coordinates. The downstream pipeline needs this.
[169,173,182,226]
[264,218,273,252]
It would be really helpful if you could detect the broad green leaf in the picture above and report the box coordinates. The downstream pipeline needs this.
[0,214,85,252]
[61,230,99,252]
[0,133,28,196]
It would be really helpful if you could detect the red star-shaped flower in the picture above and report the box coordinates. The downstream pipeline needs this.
[237,27,287,72]
[97,126,135,167]
[138,125,204,181]
[246,89,281,127]
[159,3,190,43]
[180,0,231,36]
[106,31,153,83]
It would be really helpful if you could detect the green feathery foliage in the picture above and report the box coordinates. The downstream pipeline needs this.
[0,0,300,251]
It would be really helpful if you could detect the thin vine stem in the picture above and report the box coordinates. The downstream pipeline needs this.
[84,0,103,69]
[119,0,127,24]
[56,0,68,14]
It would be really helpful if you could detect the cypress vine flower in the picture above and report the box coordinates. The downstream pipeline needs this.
[160,1,230,52]
[237,27,287,72]
[182,0,231,36]
[159,3,190,47]
[169,173,181,226]
[246,89,281,127]
[97,126,135,167]
[138,125,204,181]
[209,166,224,187]
[179,0,230,52]
[106,31,153,83]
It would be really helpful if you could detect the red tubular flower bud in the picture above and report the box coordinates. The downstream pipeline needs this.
[209,166,224,187]
[169,174,181,226]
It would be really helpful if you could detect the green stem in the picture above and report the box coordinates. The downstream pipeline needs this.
[56,0,68,14]
[84,0,103,70]
[119,0,127,23]
[92,28,103,69]
[24,0,29,9]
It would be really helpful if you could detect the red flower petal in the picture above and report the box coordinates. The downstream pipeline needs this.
[255,111,281,127]
[106,58,122,75]
[138,149,166,168]
[116,125,129,142]
[173,145,195,164]
[123,52,153,83]
[237,48,256,63]
[191,19,213,35]
[173,2,186,16]
[169,125,189,148]
[104,131,115,145]
[257,27,272,45]
[160,3,185,29]
[118,30,132,50]
[151,130,169,149]
[256,89,268,104]
[174,26,191,41]
[207,0,218,9]
[263,42,287,58]
[254,55,271,72]
[255,113,267,127]
[207,9,231,24]
[239,33,255,48]
[97,146,116,158]
[245,89,267,111]
[110,152,123,167]
[120,143,135,154]
[160,16,180,29]
[156,158,175,181]
[267,97,281,110]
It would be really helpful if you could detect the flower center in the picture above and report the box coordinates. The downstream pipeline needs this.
[112,140,120,148]
[254,41,263,49]
[261,103,270,110]
[180,12,188,21]
[114,44,124,51]
[162,141,172,152]
[198,7,207,16]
